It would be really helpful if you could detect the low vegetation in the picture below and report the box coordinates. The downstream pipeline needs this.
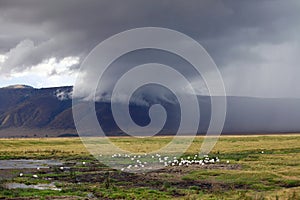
[0,135,299,199]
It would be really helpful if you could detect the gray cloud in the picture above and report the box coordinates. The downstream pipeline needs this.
[0,0,300,97]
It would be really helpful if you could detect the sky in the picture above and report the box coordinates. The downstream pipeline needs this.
[0,0,300,98]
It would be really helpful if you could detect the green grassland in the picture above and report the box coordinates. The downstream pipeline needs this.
[0,135,299,199]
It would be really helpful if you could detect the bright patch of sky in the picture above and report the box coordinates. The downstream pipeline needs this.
[0,56,79,88]
[0,55,7,63]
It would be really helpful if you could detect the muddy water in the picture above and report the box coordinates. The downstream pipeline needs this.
[4,182,62,191]
[0,159,62,169]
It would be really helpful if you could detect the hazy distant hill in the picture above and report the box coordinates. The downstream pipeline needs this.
[0,86,74,137]
[0,85,179,137]
[0,85,300,137]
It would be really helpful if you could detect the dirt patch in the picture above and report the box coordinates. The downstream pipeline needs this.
[66,163,244,192]
[156,164,242,173]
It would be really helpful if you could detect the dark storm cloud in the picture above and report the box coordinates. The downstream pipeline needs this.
[0,0,300,97]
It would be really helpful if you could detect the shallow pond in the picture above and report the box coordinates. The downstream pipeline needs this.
[0,159,62,169]
[4,182,61,191]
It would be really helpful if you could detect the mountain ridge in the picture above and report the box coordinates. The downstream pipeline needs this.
[3,84,34,89]
[1,85,300,137]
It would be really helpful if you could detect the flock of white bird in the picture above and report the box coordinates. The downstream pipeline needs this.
[108,153,227,171]
[18,151,267,177]
[19,154,227,176]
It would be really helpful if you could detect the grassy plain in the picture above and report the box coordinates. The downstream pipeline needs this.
[0,135,299,199]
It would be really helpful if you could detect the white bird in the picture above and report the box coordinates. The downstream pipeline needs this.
[60,166,64,170]
[37,167,40,170]
[19,173,23,177]
[82,162,86,165]
[261,151,264,154]
[226,160,230,164]
[32,174,38,178]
